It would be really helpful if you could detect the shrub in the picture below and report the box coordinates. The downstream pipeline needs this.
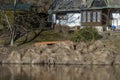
[71,28,102,42]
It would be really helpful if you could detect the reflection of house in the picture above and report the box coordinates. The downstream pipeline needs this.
[49,0,120,31]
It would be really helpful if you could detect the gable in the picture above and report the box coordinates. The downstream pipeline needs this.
[91,0,107,7]
[49,0,82,11]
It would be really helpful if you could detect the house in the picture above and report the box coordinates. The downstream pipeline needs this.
[49,0,120,31]
[48,0,83,27]
[82,0,120,31]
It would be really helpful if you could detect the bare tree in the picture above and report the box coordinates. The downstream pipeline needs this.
[9,0,17,46]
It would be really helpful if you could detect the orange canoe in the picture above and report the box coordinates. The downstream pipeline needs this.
[35,41,70,47]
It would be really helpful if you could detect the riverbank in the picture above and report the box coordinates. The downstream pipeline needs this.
[0,40,120,65]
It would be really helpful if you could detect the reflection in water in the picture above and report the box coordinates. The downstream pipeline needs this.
[0,64,120,80]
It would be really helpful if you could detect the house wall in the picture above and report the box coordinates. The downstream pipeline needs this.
[81,9,120,31]
[81,9,111,32]
[111,13,120,30]
[52,14,56,23]
[67,13,81,27]
[52,12,81,27]
[81,10,103,26]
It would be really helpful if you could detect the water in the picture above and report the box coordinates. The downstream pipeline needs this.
[0,65,120,80]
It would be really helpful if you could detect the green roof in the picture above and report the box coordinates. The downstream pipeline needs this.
[49,0,120,12]
[90,0,120,8]
[0,3,32,11]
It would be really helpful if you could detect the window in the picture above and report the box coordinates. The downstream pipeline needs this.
[82,11,101,23]
[82,11,86,22]
[93,12,97,22]
[87,11,91,22]
[97,11,101,22]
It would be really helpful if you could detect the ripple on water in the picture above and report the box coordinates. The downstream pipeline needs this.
[0,65,120,80]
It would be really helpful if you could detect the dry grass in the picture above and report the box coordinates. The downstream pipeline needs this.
[105,38,120,53]
[35,30,70,42]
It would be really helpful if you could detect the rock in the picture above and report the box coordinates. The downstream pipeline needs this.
[50,45,75,64]
[81,48,88,54]
[0,47,9,54]
[94,40,105,49]
[55,41,73,50]
[43,48,52,55]
[34,44,48,54]
[81,53,93,64]
[39,53,49,64]
[88,44,96,52]
[92,48,114,64]
[22,49,40,64]
[47,57,55,64]
[3,51,21,63]
[0,40,119,65]
[76,42,87,52]
[114,53,120,64]
[75,51,83,62]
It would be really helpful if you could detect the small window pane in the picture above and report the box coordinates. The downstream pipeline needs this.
[93,12,97,22]
[82,11,86,22]
[87,11,91,22]
[97,11,101,22]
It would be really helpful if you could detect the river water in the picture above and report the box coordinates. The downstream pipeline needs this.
[0,65,120,80]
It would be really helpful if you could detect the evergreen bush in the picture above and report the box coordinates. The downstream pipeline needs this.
[71,28,102,42]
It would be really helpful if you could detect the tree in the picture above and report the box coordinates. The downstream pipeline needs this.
[10,0,17,46]
[0,0,52,45]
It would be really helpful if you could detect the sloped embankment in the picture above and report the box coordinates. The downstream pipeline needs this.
[0,40,120,65]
